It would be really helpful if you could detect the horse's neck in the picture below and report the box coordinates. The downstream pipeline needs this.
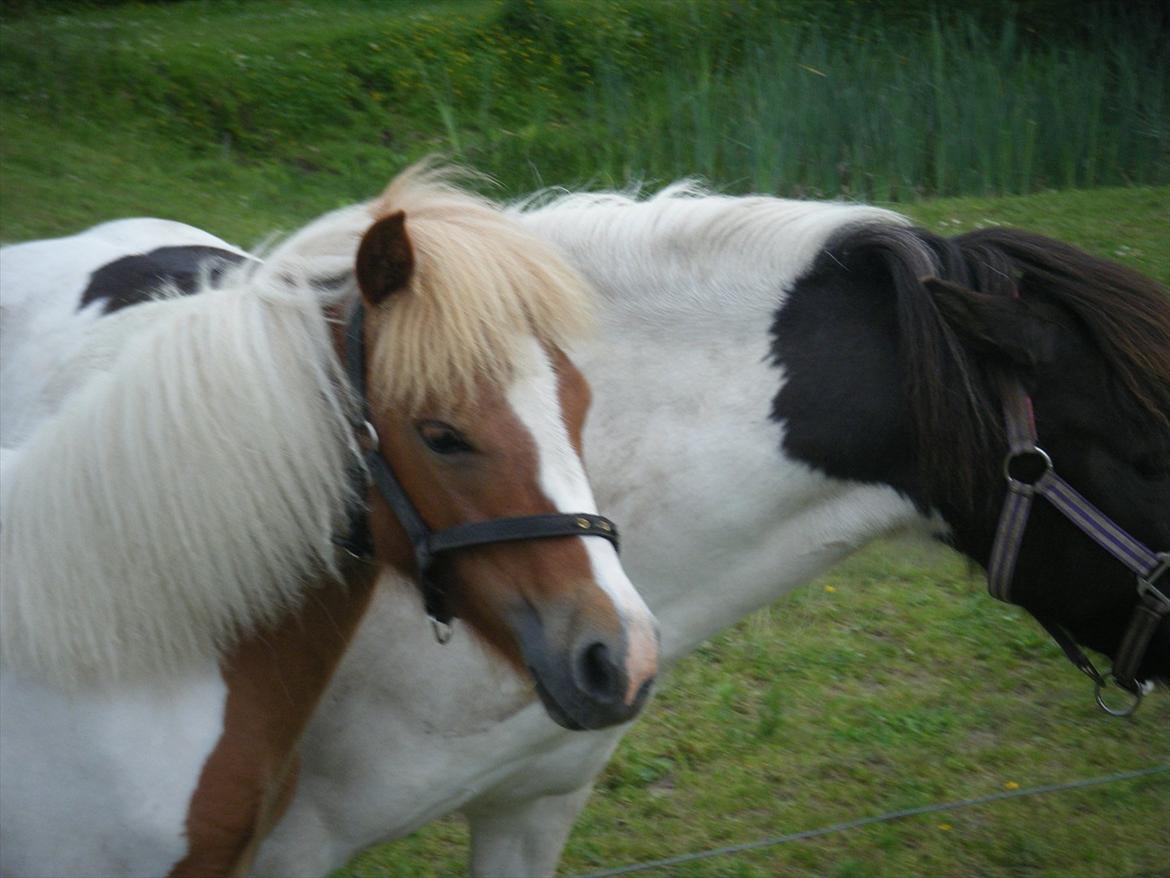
[573,261,929,665]
[2,222,225,445]
[520,192,904,325]
[0,290,136,449]
[224,563,379,734]
[0,563,381,878]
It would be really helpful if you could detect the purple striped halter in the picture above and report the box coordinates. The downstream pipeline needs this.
[988,377,1169,716]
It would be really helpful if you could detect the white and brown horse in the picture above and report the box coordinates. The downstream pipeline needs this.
[0,166,658,876]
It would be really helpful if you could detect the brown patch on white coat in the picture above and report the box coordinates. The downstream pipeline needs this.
[171,560,379,877]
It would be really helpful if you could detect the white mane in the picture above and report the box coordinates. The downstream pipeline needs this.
[0,161,602,688]
[513,181,909,317]
[1,252,360,687]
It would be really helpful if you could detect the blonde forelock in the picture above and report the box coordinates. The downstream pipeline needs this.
[364,162,594,411]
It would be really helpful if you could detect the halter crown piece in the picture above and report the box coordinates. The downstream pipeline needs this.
[334,302,621,639]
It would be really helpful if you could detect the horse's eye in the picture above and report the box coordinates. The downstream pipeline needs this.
[416,420,475,455]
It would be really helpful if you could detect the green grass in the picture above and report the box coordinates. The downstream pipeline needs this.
[1,0,1166,216]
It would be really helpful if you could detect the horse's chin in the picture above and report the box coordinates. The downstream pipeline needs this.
[506,602,652,731]
[529,665,653,731]
[530,676,585,731]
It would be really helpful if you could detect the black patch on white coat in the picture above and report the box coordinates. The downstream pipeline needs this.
[768,234,922,506]
[80,246,250,314]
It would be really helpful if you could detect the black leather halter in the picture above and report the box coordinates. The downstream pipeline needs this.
[334,303,620,632]
[988,376,1168,716]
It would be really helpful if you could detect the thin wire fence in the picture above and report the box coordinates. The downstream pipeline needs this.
[574,763,1170,877]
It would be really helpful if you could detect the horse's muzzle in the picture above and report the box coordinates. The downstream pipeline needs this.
[511,603,657,730]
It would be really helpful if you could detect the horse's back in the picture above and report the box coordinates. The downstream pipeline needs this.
[0,219,244,446]
[0,218,238,313]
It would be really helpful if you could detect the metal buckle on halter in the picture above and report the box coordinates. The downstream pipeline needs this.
[1049,625,1144,718]
[1094,674,1145,718]
[1137,553,1170,614]
[1002,446,1052,494]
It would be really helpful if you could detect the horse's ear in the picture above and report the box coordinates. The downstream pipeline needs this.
[356,211,414,306]
[924,277,1058,369]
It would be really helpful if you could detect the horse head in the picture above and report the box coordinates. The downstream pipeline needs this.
[336,168,659,730]
[922,231,1170,691]
[773,224,1169,702]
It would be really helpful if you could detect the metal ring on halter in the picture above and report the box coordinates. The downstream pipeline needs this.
[1094,675,1144,718]
[1003,446,1053,492]
[430,616,454,644]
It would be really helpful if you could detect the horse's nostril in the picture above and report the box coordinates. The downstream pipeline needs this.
[576,641,622,703]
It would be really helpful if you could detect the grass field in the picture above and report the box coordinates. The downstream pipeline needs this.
[1,2,1168,876]
[1,0,1166,217]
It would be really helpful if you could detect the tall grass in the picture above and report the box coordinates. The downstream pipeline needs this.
[555,13,1169,199]
[1,1,1166,208]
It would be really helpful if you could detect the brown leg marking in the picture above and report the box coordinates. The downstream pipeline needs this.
[170,563,378,877]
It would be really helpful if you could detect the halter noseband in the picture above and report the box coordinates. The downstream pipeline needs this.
[988,376,1169,716]
[334,302,620,635]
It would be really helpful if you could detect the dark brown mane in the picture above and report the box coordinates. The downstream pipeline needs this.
[822,223,1170,511]
[954,227,1170,436]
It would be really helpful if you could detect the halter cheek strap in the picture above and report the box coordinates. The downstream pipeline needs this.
[335,303,621,629]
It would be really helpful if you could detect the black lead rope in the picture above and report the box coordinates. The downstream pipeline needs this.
[336,302,620,629]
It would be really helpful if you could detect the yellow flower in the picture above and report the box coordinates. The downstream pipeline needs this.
[1004,781,1020,790]
[824,585,837,593]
